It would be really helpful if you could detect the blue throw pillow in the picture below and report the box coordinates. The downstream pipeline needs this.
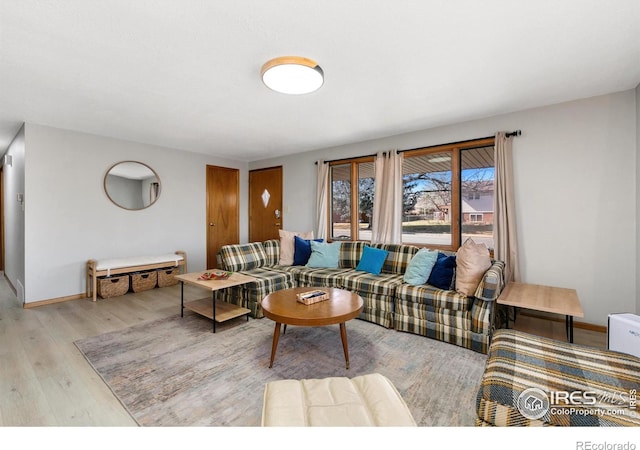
[427,252,457,290]
[306,241,341,268]
[403,248,439,285]
[355,246,389,276]
[293,236,323,266]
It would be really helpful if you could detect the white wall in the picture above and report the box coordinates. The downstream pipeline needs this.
[250,90,638,326]
[3,125,26,300]
[637,83,640,315]
[22,124,248,303]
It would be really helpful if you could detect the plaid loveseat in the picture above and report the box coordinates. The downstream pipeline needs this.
[476,329,640,426]
[217,239,505,353]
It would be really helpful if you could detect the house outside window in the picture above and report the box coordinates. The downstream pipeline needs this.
[402,138,495,251]
[327,138,494,251]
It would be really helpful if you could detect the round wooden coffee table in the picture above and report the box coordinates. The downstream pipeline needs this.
[261,287,364,369]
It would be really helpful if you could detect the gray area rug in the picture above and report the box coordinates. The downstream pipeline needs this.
[74,312,488,426]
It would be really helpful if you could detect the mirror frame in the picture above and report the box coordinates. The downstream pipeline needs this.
[103,160,161,210]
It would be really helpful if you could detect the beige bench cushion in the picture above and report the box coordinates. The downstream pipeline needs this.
[95,253,184,273]
[261,373,416,426]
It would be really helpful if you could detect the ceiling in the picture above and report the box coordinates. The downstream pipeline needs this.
[1,1,639,162]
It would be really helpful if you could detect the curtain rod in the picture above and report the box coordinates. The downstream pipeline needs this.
[315,130,522,164]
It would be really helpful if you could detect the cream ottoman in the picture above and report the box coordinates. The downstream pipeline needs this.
[261,373,417,426]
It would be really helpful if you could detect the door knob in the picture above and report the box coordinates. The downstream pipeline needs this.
[275,223,281,227]
[209,223,216,227]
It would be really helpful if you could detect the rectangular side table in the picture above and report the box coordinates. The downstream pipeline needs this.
[175,271,256,332]
[497,282,584,343]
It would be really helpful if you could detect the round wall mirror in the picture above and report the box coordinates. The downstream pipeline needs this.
[104,161,161,210]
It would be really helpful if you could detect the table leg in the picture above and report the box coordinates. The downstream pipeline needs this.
[180,281,184,317]
[567,315,574,343]
[212,291,216,333]
[339,322,350,370]
[269,322,282,368]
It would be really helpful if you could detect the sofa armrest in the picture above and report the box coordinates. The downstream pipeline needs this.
[218,242,269,272]
[473,260,506,302]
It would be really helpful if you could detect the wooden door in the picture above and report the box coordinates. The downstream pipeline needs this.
[206,165,239,269]
[249,166,283,242]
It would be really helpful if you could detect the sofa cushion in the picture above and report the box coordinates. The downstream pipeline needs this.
[291,266,352,287]
[455,238,491,296]
[403,248,439,286]
[355,246,388,275]
[339,241,368,269]
[307,241,341,268]
[339,271,405,297]
[427,252,457,290]
[261,373,416,426]
[279,230,314,266]
[262,239,280,266]
[396,283,472,311]
[371,243,418,274]
[219,242,268,272]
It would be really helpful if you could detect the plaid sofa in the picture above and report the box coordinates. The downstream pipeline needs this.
[476,329,640,426]
[217,239,505,353]
[394,259,505,354]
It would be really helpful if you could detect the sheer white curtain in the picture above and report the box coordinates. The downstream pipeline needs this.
[315,160,329,239]
[371,150,403,244]
[494,132,520,282]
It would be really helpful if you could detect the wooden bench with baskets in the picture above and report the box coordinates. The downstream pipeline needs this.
[87,251,187,301]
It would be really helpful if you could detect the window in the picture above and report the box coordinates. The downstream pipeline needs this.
[326,137,494,250]
[461,144,494,250]
[329,157,374,241]
[402,151,453,247]
[402,138,495,250]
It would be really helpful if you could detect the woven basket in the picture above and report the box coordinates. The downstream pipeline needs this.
[131,270,158,292]
[296,289,330,305]
[157,267,180,288]
[97,274,130,299]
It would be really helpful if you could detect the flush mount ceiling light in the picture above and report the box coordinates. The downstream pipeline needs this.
[261,56,324,95]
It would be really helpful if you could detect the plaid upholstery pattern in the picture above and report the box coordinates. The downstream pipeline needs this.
[242,267,295,317]
[393,259,503,353]
[370,243,418,274]
[476,330,640,427]
[395,284,471,311]
[339,271,405,297]
[216,239,504,341]
[356,291,396,328]
[396,302,470,329]
[219,242,268,272]
[474,260,505,301]
[395,313,490,353]
[262,239,280,266]
[339,241,367,269]
[294,267,352,287]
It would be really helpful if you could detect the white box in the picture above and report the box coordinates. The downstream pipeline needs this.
[607,313,640,358]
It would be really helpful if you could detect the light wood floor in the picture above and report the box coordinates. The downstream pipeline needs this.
[507,311,608,349]
[0,274,608,426]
